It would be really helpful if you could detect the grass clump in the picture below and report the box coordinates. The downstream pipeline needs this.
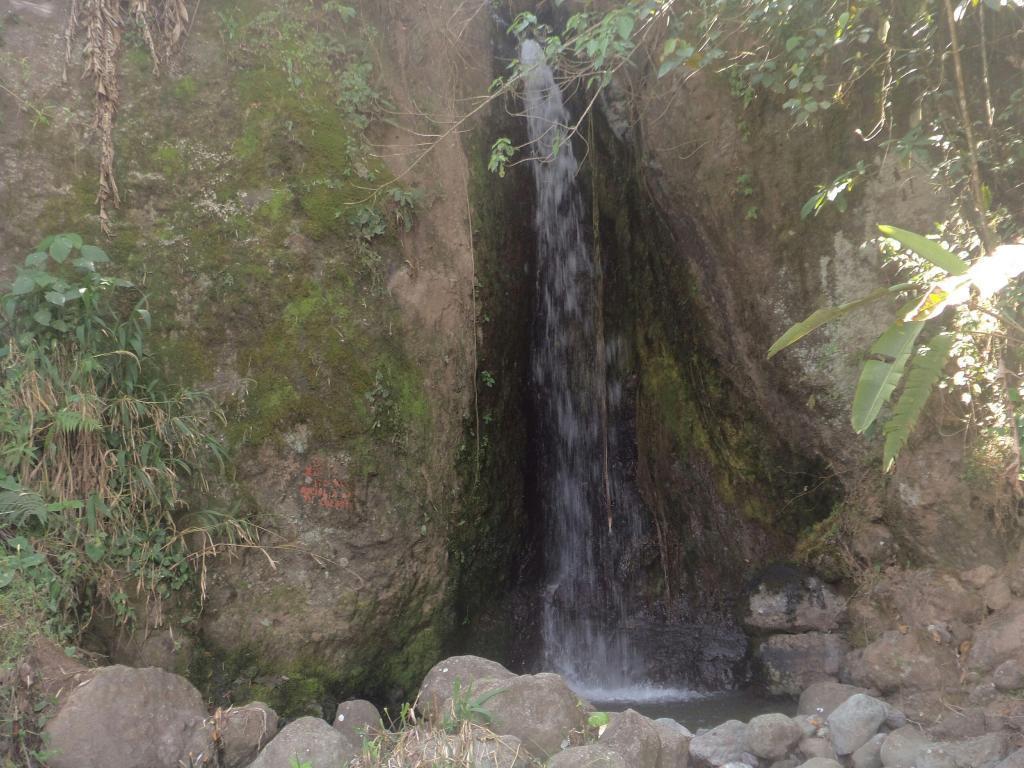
[0,233,258,645]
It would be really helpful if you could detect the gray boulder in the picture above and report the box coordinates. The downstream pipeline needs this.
[467,673,587,759]
[994,748,1024,768]
[248,716,360,768]
[993,659,1024,692]
[746,713,803,760]
[985,577,1014,612]
[914,749,957,768]
[654,718,692,768]
[745,572,847,633]
[851,733,886,768]
[469,733,530,768]
[798,681,871,718]
[758,633,848,696]
[333,699,382,742]
[548,745,628,768]
[826,693,887,755]
[847,630,960,693]
[599,709,661,768]
[798,760,842,768]
[217,701,279,768]
[967,600,1024,673]
[43,665,213,768]
[799,737,837,761]
[690,720,749,767]
[939,732,1009,767]
[417,655,515,720]
[879,726,931,768]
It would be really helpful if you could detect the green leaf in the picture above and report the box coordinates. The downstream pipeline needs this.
[25,251,49,267]
[767,284,910,358]
[12,274,36,295]
[882,333,955,471]
[658,59,681,78]
[85,539,106,563]
[49,236,73,263]
[80,244,110,263]
[878,225,969,276]
[588,712,611,728]
[33,308,52,327]
[851,321,926,433]
[45,291,66,306]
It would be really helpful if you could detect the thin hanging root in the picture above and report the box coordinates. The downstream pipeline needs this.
[64,0,189,232]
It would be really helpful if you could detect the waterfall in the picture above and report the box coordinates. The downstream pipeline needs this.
[522,39,648,697]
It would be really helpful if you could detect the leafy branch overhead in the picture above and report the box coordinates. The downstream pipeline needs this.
[769,227,1024,473]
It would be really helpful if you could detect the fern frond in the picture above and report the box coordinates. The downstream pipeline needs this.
[0,489,48,526]
[882,333,955,472]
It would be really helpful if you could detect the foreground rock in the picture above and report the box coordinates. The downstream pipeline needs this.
[599,709,661,768]
[798,682,871,718]
[690,719,753,767]
[43,665,213,768]
[248,716,360,768]
[417,655,516,720]
[745,713,803,760]
[548,745,627,768]
[468,673,587,759]
[654,718,694,768]
[334,698,383,742]
[826,694,887,755]
[217,702,279,768]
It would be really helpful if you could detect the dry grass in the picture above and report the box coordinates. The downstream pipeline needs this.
[354,720,537,768]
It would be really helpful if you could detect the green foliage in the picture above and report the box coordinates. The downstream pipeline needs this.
[883,333,956,471]
[441,680,507,733]
[0,235,250,641]
[770,228,1024,471]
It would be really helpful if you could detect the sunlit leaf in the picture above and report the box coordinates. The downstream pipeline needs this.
[878,225,969,275]
[767,284,909,358]
[852,320,925,433]
[883,333,955,471]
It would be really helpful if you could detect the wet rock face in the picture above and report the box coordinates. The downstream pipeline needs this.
[757,633,849,696]
[745,569,847,633]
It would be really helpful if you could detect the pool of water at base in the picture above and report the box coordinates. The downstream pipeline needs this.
[591,690,797,732]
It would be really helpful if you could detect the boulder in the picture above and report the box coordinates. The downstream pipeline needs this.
[968,601,1024,673]
[851,733,886,768]
[985,577,1014,612]
[871,570,983,631]
[548,745,628,768]
[690,720,749,767]
[915,748,957,768]
[333,699,382,742]
[938,732,1009,767]
[599,709,661,768]
[799,737,837,761]
[417,655,515,720]
[248,716,359,768]
[111,628,195,673]
[465,673,586,759]
[746,713,803,760]
[962,565,999,589]
[846,630,960,693]
[994,749,1024,768]
[745,569,847,633]
[879,726,931,768]
[469,733,530,768]
[794,716,820,737]
[797,681,870,718]
[758,633,848,696]
[826,693,888,755]
[852,524,896,566]
[654,718,692,768]
[993,659,1024,692]
[985,698,1024,732]
[797,760,842,768]
[43,665,213,768]
[217,702,279,768]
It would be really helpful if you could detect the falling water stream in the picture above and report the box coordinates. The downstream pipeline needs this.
[522,40,693,702]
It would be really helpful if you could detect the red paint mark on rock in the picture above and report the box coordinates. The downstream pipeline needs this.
[300,461,352,510]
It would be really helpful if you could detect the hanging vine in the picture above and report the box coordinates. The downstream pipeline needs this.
[61,0,190,233]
